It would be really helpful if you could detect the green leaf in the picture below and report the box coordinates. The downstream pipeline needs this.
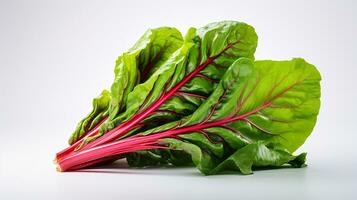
[127,57,320,174]
[163,138,305,175]
[248,59,321,152]
[108,27,184,119]
[101,29,196,133]
[126,149,193,167]
[68,27,184,144]
[118,21,258,164]
[161,138,216,174]
[183,58,321,153]
[68,90,110,144]
[103,21,257,131]
[210,142,306,175]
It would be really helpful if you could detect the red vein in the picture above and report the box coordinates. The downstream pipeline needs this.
[223,51,237,59]
[269,104,297,109]
[241,118,274,135]
[267,81,303,103]
[201,90,227,124]
[197,130,223,144]
[240,78,261,107]
[257,111,294,124]
[154,110,184,117]
[217,125,251,142]
[195,73,219,83]
[201,72,240,124]
[263,73,290,104]
[230,82,248,117]
[211,62,226,70]
[175,91,207,99]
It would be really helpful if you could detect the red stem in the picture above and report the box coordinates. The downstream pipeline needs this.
[56,118,108,161]
[58,143,168,171]
[58,101,271,171]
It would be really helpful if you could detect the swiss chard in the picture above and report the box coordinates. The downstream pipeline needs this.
[56,21,258,162]
[56,58,321,174]
[88,21,257,146]
[55,21,321,175]
[58,27,184,158]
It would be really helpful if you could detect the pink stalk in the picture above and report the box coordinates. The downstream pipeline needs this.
[57,101,270,171]
[56,118,107,161]
[64,155,124,171]
[58,143,168,171]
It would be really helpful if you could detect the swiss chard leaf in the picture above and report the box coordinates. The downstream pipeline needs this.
[95,21,258,162]
[140,21,258,127]
[126,149,193,167]
[91,21,258,149]
[162,139,306,175]
[68,27,183,144]
[108,27,183,119]
[128,57,320,174]
[68,90,110,144]
[181,58,321,152]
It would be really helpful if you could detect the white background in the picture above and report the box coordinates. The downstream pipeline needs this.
[1,0,356,199]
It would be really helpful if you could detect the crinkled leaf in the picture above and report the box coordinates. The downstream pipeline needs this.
[162,138,305,175]
[68,90,110,144]
[182,58,321,153]
[127,57,320,174]
[101,21,257,133]
[68,27,183,144]
[101,29,196,133]
[116,21,257,162]
[108,27,183,118]
[126,149,193,167]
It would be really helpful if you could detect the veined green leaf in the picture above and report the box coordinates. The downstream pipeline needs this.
[104,21,257,131]
[146,21,258,125]
[128,57,320,174]
[68,90,110,145]
[108,27,184,119]
[182,58,321,152]
[162,138,305,175]
[68,27,183,144]
[126,149,192,167]
[111,21,257,163]
[101,29,196,133]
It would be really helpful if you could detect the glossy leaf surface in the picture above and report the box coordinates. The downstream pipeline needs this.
[128,58,320,174]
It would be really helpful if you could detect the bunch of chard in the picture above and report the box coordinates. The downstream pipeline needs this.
[55,21,321,175]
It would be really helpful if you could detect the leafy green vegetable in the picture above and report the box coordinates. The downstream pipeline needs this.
[67,27,183,145]
[108,27,184,120]
[55,21,321,176]
[68,90,110,145]
[122,58,320,174]
[81,21,258,150]
[163,139,306,175]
